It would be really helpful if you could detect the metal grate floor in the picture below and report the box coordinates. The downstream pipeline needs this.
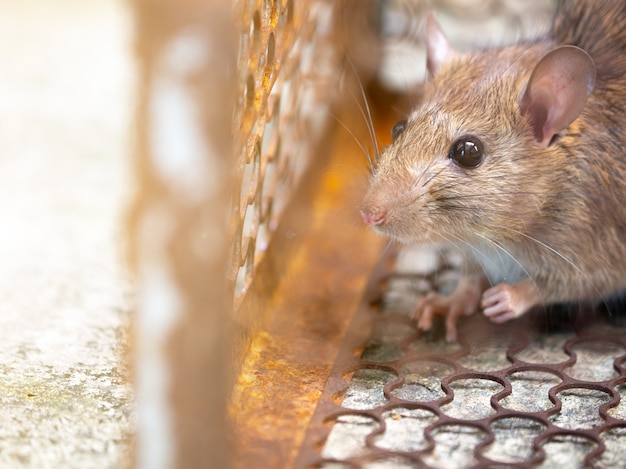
[297,245,626,468]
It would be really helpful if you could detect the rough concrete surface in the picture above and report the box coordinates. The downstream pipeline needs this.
[0,1,135,467]
[319,245,626,468]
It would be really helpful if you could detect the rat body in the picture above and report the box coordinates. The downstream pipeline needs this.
[360,0,626,341]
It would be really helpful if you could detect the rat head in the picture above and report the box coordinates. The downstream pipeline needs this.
[360,14,596,244]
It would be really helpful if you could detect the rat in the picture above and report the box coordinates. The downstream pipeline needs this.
[360,0,626,341]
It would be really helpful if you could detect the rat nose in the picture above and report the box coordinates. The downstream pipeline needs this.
[361,208,387,226]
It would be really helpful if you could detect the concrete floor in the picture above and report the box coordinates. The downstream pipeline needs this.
[310,245,626,468]
[0,1,134,467]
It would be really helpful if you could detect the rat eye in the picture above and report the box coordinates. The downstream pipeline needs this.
[449,136,485,168]
[391,119,408,142]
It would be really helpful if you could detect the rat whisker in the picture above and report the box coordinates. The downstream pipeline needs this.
[420,164,448,189]
[487,222,610,312]
[440,228,495,288]
[390,57,418,111]
[433,204,524,217]
[430,230,468,297]
[346,57,380,161]
[380,238,396,259]
[329,112,374,172]
[345,85,378,165]
[406,156,442,197]
[473,232,545,307]
[501,224,608,281]
[429,189,545,199]
[494,224,583,275]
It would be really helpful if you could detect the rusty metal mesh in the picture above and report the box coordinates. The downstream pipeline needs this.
[297,246,626,468]
[229,0,336,304]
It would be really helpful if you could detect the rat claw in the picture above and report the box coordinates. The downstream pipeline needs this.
[445,312,460,342]
[480,280,540,323]
[411,277,483,341]
[413,292,437,327]
[416,303,434,331]
[490,311,517,323]
[445,303,465,342]
[480,288,504,311]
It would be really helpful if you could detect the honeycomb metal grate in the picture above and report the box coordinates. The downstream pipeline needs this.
[297,246,626,468]
[229,0,337,304]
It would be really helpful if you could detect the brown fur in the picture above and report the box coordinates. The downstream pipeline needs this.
[361,0,626,307]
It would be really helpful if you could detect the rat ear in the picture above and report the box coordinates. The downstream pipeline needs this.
[425,12,457,77]
[519,45,596,148]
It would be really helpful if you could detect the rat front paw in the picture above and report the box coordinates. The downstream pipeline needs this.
[413,278,482,342]
[481,280,540,323]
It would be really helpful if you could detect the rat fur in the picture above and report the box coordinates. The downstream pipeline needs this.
[360,0,626,341]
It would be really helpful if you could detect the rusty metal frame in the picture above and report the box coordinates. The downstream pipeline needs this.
[297,249,626,468]
[229,0,338,306]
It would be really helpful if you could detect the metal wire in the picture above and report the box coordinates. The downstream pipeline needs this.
[297,247,626,468]
[229,0,336,305]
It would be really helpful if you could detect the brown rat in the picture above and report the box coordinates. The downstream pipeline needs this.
[360,0,626,341]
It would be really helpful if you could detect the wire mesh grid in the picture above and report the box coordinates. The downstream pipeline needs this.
[229,0,337,304]
[297,245,626,468]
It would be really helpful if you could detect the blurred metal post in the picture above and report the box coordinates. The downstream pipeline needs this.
[129,1,234,468]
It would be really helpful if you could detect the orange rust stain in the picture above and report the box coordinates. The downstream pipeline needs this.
[229,106,387,468]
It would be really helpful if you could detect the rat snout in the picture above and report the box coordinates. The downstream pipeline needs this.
[360,206,387,227]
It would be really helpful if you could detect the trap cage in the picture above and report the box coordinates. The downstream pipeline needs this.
[129,0,626,468]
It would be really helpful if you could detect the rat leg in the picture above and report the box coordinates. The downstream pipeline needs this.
[413,275,484,342]
[481,279,541,323]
